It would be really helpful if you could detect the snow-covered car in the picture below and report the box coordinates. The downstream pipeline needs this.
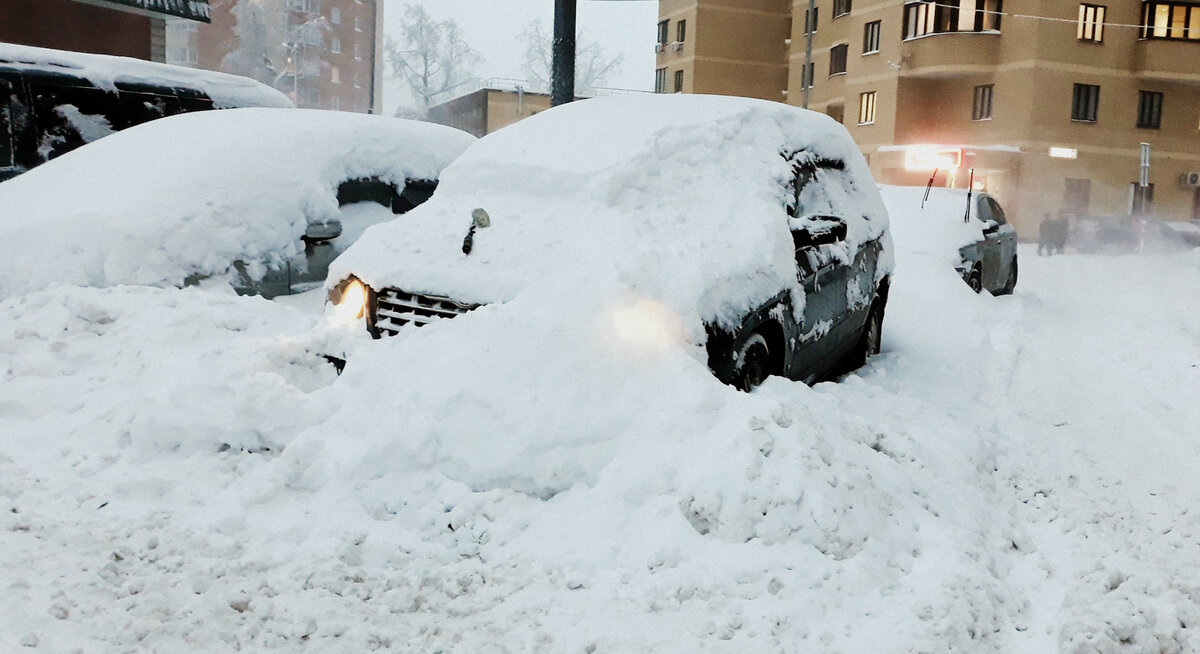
[326,95,893,389]
[1069,215,1200,254]
[1,42,292,182]
[0,107,475,300]
[879,185,1018,294]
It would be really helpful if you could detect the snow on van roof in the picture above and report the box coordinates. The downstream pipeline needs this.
[331,94,892,329]
[0,108,475,299]
[0,42,291,109]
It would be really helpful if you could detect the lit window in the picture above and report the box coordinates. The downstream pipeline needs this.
[1078,4,1105,42]
[1141,2,1200,39]
[904,0,1002,39]
[858,91,877,125]
[973,84,993,120]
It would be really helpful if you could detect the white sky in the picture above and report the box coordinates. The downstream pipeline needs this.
[381,0,658,114]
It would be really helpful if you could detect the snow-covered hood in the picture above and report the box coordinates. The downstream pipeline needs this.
[878,185,991,265]
[0,108,475,299]
[330,94,891,329]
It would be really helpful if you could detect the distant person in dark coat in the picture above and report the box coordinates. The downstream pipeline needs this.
[1052,212,1070,254]
[1038,213,1054,256]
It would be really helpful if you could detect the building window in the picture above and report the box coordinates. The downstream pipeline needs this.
[863,20,881,53]
[833,0,852,18]
[657,20,668,45]
[973,84,993,120]
[330,7,340,24]
[805,7,818,34]
[287,0,320,14]
[355,17,363,32]
[800,61,815,89]
[166,46,198,65]
[655,67,667,93]
[331,95,340,111]
[674,70,684,93]
[903,0,1002,40]
[355,43,362,59]
[331,66,340,84]
[677,20,686,43]
[330,37,341,54]
[1142,2,1200,39]
[1078,4,1105,42]
[300,87,319,105]
[858,91,877,124]
[354,72,362,88]
[829,44,848,75]
[1137,90,1163,128]
[1071,83,1100,122]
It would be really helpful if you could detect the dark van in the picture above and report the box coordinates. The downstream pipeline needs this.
[0,42,292,182]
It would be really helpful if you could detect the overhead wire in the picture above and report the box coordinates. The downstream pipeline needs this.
[911,2,1153,32]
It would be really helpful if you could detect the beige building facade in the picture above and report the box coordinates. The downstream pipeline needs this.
[657,0,1200,235]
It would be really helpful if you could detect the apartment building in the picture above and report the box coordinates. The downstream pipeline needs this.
[165,0,383,112]
[656,0,1200,235]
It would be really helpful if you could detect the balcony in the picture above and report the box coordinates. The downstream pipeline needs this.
[1134,39,1200,85]
[898,32,1001,78]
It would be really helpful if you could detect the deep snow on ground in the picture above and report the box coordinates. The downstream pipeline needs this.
[1,245,1198,652]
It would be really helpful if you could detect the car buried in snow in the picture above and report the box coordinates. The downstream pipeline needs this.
[326,95,893,390]
[0,108,475,300]
[878,185,1018,295]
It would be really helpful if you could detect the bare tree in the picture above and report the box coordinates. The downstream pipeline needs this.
[387,5,480,116]
[221,0,328,105]
[520,19,623,96]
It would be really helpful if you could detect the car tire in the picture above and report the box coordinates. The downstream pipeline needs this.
[733,333,770,392]
[998,258,1018,295]
[967,266,983,294]
[848,303,883,370]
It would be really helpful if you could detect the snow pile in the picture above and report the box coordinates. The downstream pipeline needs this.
[0,108,474,299]
[0,42,287,108]
[331,94,892,330]
[878,184,989,267]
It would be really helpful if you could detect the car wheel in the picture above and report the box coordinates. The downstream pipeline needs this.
[967,266,983,294]
[848,303,883,370]
[733,333,770,392]
[998,258,1018,295]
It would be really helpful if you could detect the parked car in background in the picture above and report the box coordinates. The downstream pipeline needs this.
[326,95,893,390]
[1,42,292,182]
[0,108,476,300]
[879,185,1018,295]
[1069,215,1200,254]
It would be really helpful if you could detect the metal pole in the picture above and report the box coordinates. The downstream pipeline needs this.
[551,0,577,107]
[803,0,814,109]
[1136,141,1151,215]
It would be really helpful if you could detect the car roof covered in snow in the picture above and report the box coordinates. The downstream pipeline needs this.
[0,42,292,109]
[331,94,892,328]
[878,185,993,262]
[0,108,476,298]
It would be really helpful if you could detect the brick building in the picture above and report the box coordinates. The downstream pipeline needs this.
[0,0,210,62]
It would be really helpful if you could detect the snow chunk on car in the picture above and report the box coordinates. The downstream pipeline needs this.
[329,94,893,332]
[0,108,475,299]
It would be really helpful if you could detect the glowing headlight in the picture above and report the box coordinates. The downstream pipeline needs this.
[609,297,684,354]
[328,277,369,326]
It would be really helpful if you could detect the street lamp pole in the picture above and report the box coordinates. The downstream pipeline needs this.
[551,0,576,106]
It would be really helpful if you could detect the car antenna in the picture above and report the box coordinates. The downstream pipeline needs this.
[963,168,975,223]
[922,168,938,208]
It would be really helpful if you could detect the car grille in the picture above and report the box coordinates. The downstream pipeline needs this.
[373,287,480,336]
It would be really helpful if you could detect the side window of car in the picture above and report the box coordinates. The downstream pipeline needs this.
[0,78,12,169]
[987,197,1008,225]
[30,82,120,162]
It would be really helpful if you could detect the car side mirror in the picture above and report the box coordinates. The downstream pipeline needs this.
[982,219,1000,235]
[791,215,847,248]
[304,219,343,243]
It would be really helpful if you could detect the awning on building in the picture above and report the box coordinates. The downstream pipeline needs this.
[71,0,211,22]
